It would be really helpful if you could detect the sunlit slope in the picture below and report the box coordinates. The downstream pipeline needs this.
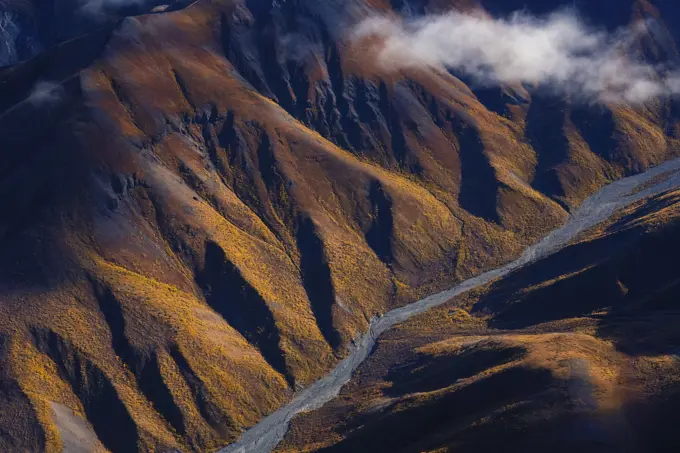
[278,187,680,453]
[0,0,678,451]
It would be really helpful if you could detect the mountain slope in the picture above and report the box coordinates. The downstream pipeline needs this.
[277,185,680,453]
[0,0,679,451]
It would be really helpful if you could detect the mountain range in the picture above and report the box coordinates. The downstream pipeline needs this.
[0,0,679,451]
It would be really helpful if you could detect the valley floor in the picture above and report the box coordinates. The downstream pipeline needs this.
[274,175,680,453]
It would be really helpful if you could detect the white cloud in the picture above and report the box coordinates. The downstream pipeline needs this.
[79,0,143,18]
[28,81,64,106]
[352,10,680,104]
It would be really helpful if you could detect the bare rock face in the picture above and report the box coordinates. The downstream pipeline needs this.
[0,0,678,451]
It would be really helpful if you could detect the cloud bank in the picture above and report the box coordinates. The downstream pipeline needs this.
[353,10,680,104]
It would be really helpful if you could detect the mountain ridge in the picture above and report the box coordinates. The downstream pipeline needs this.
[0,0,679,451]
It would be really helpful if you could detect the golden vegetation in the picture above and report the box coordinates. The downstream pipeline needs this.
[278,187,680,452]
[0,0,678,450]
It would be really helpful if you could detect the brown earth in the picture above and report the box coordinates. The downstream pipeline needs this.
[0,0,679,451]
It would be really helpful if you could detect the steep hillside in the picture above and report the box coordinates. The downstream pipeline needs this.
[0,0,188,66]
[278,185,680,453]
[0,0,679,451]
